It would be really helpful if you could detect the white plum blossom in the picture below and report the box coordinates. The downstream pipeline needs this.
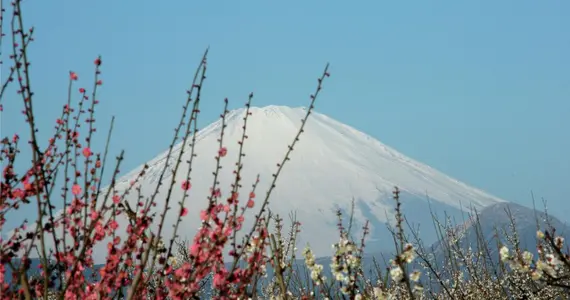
[390,266,404,282]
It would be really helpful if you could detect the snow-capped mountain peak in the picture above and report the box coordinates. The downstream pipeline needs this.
[24,105,507,262]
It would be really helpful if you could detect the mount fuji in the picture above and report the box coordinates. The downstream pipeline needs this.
[25,105,508,263]
[88,105,505,260]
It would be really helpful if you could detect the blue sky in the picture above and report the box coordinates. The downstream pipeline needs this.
[2,0,569,228]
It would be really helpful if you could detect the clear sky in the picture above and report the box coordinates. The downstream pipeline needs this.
[2,0,569,228]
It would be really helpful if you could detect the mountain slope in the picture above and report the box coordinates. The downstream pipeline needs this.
[28,105,507,263]
[429,201,570,260]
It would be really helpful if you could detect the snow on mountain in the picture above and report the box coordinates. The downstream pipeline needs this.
[90,106,503,259]
[25,105,507,263]
[122,105,504,206]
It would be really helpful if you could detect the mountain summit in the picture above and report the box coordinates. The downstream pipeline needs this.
[95,105,504,260]
[26,105,505,262]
